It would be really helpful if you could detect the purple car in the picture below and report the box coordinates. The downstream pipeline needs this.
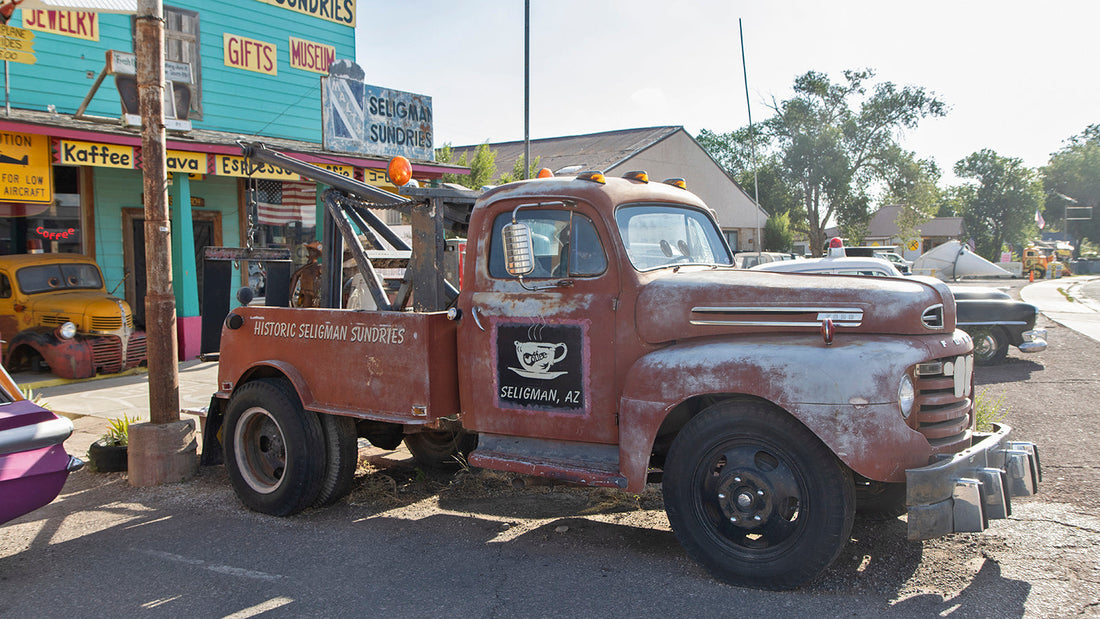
[0,366,83,525]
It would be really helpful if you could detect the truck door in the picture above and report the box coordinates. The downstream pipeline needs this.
[458,203,620,444]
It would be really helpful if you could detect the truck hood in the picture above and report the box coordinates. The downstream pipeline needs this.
[635,269,955,345]
[27,292,131,332]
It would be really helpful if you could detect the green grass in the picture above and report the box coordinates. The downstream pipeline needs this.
[973,389,1007,432]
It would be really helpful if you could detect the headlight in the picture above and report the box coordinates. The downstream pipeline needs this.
[57,321,77,340]
[898,374,915,419]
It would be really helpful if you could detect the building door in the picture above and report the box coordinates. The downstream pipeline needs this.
[123,208,220,327]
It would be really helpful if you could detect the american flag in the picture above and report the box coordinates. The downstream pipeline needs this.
[258,182,317,226]
[1035,209,1045,230]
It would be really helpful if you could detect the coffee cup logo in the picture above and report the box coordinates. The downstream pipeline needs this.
[511,341,568,379]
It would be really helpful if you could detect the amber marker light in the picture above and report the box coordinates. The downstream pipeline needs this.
[537,168,554,178]
[576,170,606,184]
[663,178,687,189]
[623,171,649,183]
[387,156,413,186]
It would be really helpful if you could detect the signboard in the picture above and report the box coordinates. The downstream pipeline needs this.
[0,131,52,204]
[166,150,208,175]
[21,9,98,41]
[0,24,35,64]
[224,33,277,76]
[495,322,587,413]
[215,155,297,180]
[289,36,334,74]
[107,50,192,83]
[58,139,134,169]
[254,0,355,27]
[323,76,433,161]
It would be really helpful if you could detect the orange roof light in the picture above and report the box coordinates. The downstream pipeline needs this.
[537,168,554,179]
[576,170,606,184]
[663,178,687,190]
[623,171,649,183]
[828,237,844,249]
[387,156,413,186]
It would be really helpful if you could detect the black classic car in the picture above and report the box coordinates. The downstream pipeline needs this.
[949,286,1046,365]
[753,257,1047,365]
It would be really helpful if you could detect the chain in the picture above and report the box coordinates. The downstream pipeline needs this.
[245,157,257,253]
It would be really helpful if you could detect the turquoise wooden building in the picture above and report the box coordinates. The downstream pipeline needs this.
[0,1,459,360]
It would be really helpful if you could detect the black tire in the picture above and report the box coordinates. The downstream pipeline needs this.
[313,413,359,507]
[663,400,855,589]
[970,326,1008,365]
[223,379,325,516]
[88,439,128,472]
[855,479,908,519]
[404,429,478,469]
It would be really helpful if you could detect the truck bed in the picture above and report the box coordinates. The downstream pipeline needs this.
[216,307,459,423]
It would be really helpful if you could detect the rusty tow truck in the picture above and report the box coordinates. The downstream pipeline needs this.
[202,143,1041,589]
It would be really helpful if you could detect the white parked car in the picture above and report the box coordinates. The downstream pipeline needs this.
[751,255,902,277]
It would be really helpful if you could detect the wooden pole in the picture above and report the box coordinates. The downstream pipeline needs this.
[137,0,180,425]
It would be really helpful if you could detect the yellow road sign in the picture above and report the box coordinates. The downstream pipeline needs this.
[0,24,35,42]
[907,239,920,252]
[0,37,34,52]
[0,131,53,205]
[0,47,35,64]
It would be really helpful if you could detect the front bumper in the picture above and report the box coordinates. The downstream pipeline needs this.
[1017,328,1047,354]
[906,423,1041,540]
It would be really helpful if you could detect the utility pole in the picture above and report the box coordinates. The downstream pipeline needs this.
[129,0,197,486]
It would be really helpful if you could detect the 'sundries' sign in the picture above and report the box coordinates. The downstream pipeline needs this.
[0,131,52,204]
[254,0,355,27]
[322,74,433,161]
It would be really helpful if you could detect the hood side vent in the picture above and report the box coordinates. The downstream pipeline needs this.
[691,306,864,328]
[922,304,945,330]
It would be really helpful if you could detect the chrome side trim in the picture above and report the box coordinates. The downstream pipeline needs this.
[0,416,75,456]
[689,320,862,328]
[692,306,864,314]
[958,321,1029,326]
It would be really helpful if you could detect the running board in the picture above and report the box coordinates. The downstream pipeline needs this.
[468,434,627,489]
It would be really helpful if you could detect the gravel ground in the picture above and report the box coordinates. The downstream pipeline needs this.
[1,279,1097,617]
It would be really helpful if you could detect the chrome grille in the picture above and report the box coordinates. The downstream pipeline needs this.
[126,332,148,368]
[91,336,124,374]
[913,354,973,454]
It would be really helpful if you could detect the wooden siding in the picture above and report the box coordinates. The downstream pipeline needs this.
[9,1,355,143]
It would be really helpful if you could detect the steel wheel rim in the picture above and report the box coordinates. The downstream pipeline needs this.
[234,407,287,495]
[974,332,996,361]
[691,440,808,555]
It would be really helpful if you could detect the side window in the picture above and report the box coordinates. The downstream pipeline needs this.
[135,6,201,119]
[0,274,10,298]
[490,209,607,279]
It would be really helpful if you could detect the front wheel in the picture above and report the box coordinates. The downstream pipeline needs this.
[223,379,325,516]
[663,401,854,589]
[969,326,1008,365]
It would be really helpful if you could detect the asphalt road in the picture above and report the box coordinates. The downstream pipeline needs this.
[1,278,1098,617]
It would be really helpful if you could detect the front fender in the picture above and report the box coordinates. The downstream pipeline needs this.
[618,334,950,492]
[6,329,94,379]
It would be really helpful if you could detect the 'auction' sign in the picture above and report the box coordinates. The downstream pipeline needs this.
[0,131,52,204]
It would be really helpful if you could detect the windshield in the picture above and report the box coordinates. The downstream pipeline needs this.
[17,263,104,294]
[615,204,732,271]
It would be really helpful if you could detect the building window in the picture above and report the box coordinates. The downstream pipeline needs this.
[0,166,83,255]
[135,6,201,119]
[724,230,738,252]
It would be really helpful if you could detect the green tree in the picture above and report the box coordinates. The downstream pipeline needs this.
[881,154,942,244]
[435,142,497,189]
[697,130,803,228]
[765,69,947,255]
[763,211,793,251]
[953,149,1043,261]
[497,154,542,184]
[1043,124,1100,247]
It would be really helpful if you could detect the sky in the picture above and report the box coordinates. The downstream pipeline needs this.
[355,1,1099,183]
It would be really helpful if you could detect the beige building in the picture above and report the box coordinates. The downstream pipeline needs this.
[453,127,769,251]
[823,205,965,261]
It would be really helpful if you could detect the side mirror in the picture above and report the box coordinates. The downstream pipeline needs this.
[502,220,535,277]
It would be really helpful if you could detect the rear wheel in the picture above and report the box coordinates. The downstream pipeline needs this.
[223,379,324,516]
[663,401,855,589]
[404,429,478,469]
[314,413,359,507]
[970,326,1008,365]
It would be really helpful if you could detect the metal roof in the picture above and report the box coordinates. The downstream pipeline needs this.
[450,126,683,176]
